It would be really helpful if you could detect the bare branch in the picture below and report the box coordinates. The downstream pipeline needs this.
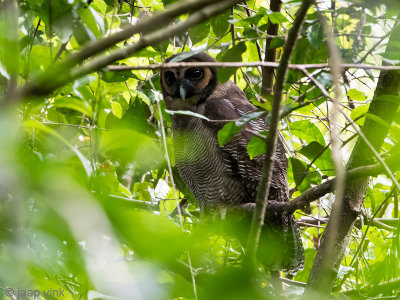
[268,153,400,215]
[106,61,400,71]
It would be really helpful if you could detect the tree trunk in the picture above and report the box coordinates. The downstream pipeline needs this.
[305,22,400,294]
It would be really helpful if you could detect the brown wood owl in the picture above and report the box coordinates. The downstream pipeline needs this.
[160,51,304,272]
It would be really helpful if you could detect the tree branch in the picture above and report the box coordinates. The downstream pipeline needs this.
[274,153,400,214]
[343,278,400,297]
[261,0,282,95]
[246,0,314,266]
[67,0,219,66]
[11,0,243,101]
[106,61,400,71]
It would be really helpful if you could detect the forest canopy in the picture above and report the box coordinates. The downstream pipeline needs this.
[0,0,399,299]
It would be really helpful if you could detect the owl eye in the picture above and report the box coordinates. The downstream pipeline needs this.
[164,71,176,86]
[186,68,204,80]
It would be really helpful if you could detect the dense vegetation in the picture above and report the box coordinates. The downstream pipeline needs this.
[0,0,399,299]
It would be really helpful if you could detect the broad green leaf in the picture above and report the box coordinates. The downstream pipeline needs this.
[247,134,267,159]
[130,48,159,58]
[375,95,400,105]
[111,101,123,119]
[79,6,104,39]
[307,22,324,49]
[210,10,230,37]
[365,113,391,129]
[189,21,210,45]
[217,42,247,82]
[53,97,93,118]
[299,141,335,176]
[290,120,325,146]
[316,72,332,89]
[102,70,136,82]
[235,111,265,126]
[218,122,241,146]
[291,38,328,65]
[269,37,284,49]
[379,52,400,65]
[170,49,207,62]
[112,210,188,263]
[290,157,321,192]
[99,129,161,165]
[347,88,366,101]
[268,12,287,24]
[23,120,92,176]
[52,13,74,43]
[350,104,369,125]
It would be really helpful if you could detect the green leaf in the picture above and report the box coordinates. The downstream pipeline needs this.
[78,6,104,39]
[347,88,366,101]
[218,122,242,146]
[99,129,161,164]
[290,38,328,65]
[111,102,123,119]
[268,12,287,24]
[299,141,335,176]
[350,104,369,125]
[375,95,400,105]
[52,12,74,43]
[365,113,391,129]
[269,37,284,49]
[23,120,92,176]
[247,134,267,159]
[102,70,136,82]
[235,111,265,126]
[53,97,93,118]
[189,21,210,45]
[307,22,324,49]
[217,42,247,82]
[210,11,230,37]
[290,120,325,146]
[290,157,321,192]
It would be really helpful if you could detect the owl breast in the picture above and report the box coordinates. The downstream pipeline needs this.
[172,117,247,212]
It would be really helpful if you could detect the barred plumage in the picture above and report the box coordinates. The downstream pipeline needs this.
[160,52,304,272]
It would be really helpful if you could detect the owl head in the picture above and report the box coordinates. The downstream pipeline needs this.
[160,52,218,110]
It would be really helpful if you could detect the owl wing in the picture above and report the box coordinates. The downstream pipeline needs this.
[202,81,304,273]
[202,80,289,204]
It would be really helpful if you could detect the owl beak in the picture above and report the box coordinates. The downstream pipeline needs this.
[179,84,187,100]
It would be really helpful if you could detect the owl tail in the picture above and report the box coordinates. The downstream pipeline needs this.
[257,214,305,274]
[283,215,305,275]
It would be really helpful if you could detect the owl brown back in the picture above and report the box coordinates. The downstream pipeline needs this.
[160,51,304,272]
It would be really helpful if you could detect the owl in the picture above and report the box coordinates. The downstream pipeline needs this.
[160,52,304,272]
